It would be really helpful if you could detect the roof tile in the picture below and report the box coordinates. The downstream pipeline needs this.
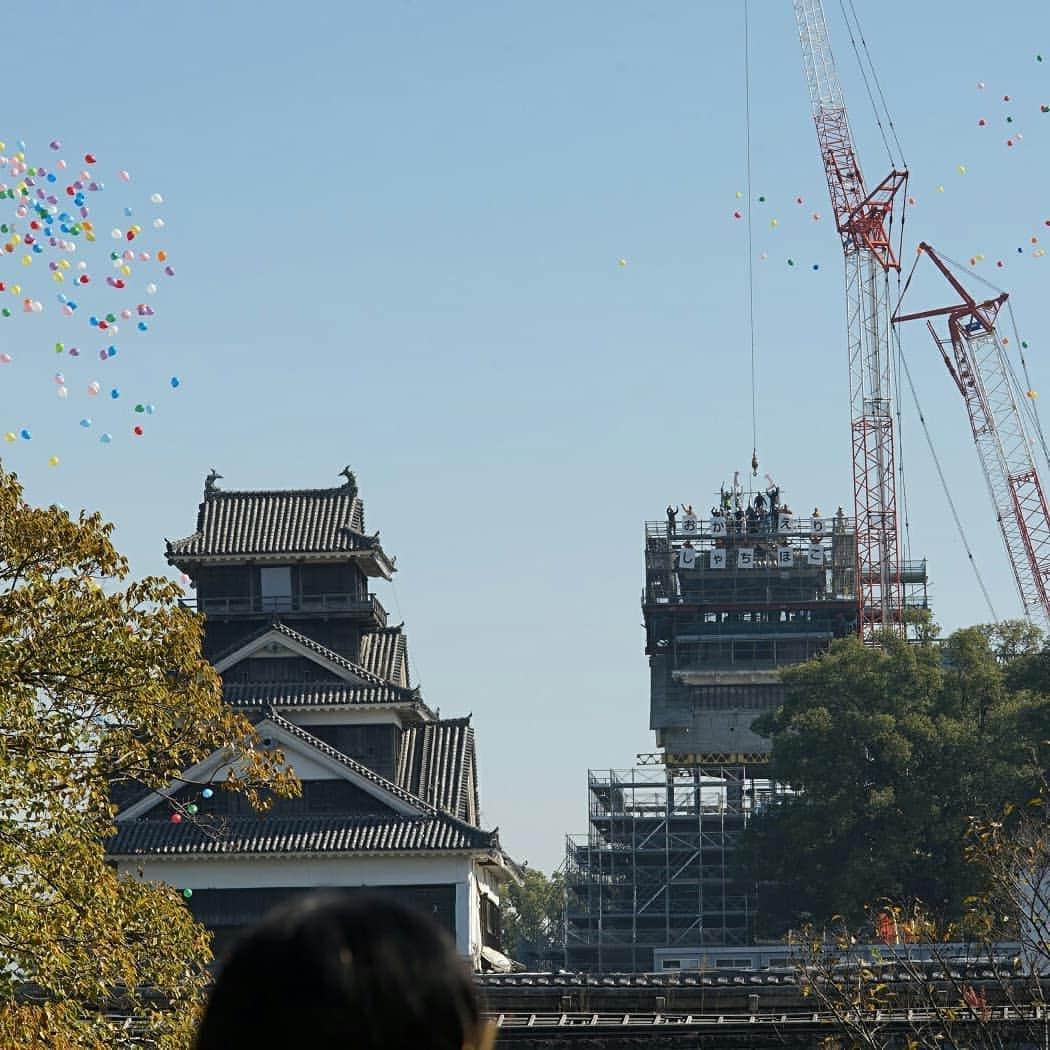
[107,814,497,856]
[167,481,376,559]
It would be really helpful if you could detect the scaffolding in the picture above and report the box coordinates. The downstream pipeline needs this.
[564,764,790,972]
[562,485,931,973]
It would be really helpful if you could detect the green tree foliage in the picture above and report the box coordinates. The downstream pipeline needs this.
[739,624,1050,937]
[0,468,298,1048]
[501,869,564,969]
[790,796,1048,1050]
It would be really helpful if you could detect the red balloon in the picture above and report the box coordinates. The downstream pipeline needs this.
[133,426,144,436]
[170,813,182,824]
[84,153,96,164]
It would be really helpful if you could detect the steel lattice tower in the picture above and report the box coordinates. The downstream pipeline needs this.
[793,0,906,641]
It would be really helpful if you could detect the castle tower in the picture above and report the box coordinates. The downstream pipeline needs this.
[107,468,515,967]
[564,471,928,971]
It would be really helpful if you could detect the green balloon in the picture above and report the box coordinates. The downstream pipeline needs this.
[182,888,193,899]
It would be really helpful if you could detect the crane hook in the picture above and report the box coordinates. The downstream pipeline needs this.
[751,449,759,477]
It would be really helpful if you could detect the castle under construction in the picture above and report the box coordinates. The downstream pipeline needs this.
[563,471,929,972]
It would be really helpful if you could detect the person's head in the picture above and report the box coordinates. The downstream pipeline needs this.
[195,891,492,1050]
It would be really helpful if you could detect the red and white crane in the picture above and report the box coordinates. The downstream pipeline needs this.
[792,0,908,641]
[893,244,1050,626]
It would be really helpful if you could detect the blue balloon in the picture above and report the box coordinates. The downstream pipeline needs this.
[100,433,112,444]
[19,428,30,440]
[107,345,117,358]
[170,376,180,389]
[201,788,214,799]
[110,388,119,399]
[79,418,92,428]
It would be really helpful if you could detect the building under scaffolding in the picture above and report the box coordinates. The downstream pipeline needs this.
[564,477,929,972]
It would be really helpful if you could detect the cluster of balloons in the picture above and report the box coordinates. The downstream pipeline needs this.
[0,138,182,464]
[729,191,825,271]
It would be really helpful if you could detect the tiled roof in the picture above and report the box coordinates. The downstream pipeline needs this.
[223,681,424,711]
[213,621,389,687]
[397,718,479,824]
[107,814,498,857]
[358,626,410,688]
[166,478,373,559]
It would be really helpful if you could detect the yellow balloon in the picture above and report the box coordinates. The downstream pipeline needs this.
[85,232,96,243]
[120,264,131,276]
[48,456,59,467]
[957,165,966,174]
[53,273,63,283]
[4,433,14,443]
[617,258,627,266]
[21,256,30,266]
[937,185,945,193]
[58,259,69,270]
[11,233,21,245]
[11,284,20,295]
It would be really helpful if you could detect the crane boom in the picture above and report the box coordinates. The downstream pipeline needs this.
[793,0,907,641]
[893,243,1050,625]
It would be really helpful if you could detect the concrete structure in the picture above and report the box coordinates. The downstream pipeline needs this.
[108,467,516,966]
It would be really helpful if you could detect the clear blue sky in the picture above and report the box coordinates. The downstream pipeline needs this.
[2,1,1048,870]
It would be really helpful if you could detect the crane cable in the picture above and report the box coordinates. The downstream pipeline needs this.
[839,0,908,168]
[895,328,1001,624]
[744,0,760,473]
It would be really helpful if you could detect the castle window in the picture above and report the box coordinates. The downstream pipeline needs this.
[259,567,293,612]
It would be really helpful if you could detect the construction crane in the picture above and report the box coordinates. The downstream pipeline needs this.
[792,1,908,642]
[893,243,1050,626]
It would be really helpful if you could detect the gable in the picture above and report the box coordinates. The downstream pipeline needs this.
[132,777,401,821]
[213,626,380,687]
[116,716,427,823]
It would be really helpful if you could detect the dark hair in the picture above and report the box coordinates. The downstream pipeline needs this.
[194,892,484,1050]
